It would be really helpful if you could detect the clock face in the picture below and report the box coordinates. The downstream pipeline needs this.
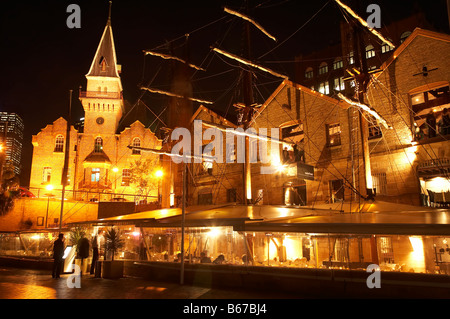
[96,117,104,125]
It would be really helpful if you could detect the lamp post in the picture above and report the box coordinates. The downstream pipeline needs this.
[44,184,54,228]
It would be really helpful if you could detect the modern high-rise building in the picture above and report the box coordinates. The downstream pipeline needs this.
[0,112,24,176]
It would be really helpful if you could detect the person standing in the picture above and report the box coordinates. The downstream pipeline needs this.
[52,233,65,278]
[426,110,437,138]
[90,234,99,275]
[78,236,90,276]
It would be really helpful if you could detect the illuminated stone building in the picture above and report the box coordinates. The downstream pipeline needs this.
[29,8,161,203]
[187,28,450,208]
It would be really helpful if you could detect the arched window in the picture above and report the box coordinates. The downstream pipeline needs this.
[366,45,375,59]
[94,137,103,153]
[132,138,141,155]
[304,67,313,79]
[381,38,394,53]
[333,59,343,70]
[318,62,328,75]
[54,135,64,153]
[348,51,354,65]
[400,31,411,43]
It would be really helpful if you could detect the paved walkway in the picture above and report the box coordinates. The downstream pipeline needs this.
[0,267,300,299]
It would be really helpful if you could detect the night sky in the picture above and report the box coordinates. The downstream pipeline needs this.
[0,0,448,186]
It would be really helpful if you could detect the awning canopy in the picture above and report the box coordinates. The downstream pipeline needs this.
[68,202,450,236]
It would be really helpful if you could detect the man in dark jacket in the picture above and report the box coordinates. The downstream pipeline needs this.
[78,237,90,276]
[52,234,65,278]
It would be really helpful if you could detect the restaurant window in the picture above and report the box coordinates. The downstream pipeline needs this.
[318,62,328,75]
[132,138,141,155]
[333,59,343,70]
[305,67,313,79]
[334,238,349,262]
[365,45,375,59]
[379,236,394,263]
[42,167,51,183]
[54,135,64,153]
[91,168,100,182]
[121,169,131,186]
[334,77,345,91]
[326,123,341,147]
[94,137,103,153]
[410,85,450,140]
[318,81,330,95]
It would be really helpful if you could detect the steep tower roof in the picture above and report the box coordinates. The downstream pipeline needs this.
[86,2,120,78]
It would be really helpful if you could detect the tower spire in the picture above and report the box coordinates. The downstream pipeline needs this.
[107,1,112,26]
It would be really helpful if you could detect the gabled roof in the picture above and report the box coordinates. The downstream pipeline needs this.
[373,28,450,79]
[83,150,111,164]
[86,6,120,78]
[190,105,238,128]
[250,79,349,126]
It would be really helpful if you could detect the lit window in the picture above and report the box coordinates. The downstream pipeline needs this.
[43,167,51,183]
[334,77,345,91]
[305,67,313,79]
[94,137,103,153]
[349,51,354,65]
[91,168,100,182]
[202,144,213,174]
[132,138,141,155]
[121,169,131,186]
[410,85,450,140]
[326,123,341,147]
[372,172,387,195]
[54,135,64,153]
[333,59,343,70]
[366,45,375,59]
[318,62,328,75]
[381,39,394,53]
[318,82,330,95]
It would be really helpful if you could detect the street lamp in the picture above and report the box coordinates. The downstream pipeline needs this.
[155,169,163,205]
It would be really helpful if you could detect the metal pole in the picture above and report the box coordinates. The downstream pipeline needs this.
[59,90,72,232]
[45,195,50,228]
[180,162,186,285]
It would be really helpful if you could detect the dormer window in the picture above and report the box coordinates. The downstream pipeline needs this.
[99,56,107,72]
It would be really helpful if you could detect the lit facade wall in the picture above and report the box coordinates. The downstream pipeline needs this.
[0,112,24,176]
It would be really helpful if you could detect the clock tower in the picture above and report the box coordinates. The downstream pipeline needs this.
[79,2,123,136]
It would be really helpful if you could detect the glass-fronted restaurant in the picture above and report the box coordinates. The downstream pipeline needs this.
[1,204,450,276]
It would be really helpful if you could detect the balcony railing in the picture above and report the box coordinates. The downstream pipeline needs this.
[79,91,122,99]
